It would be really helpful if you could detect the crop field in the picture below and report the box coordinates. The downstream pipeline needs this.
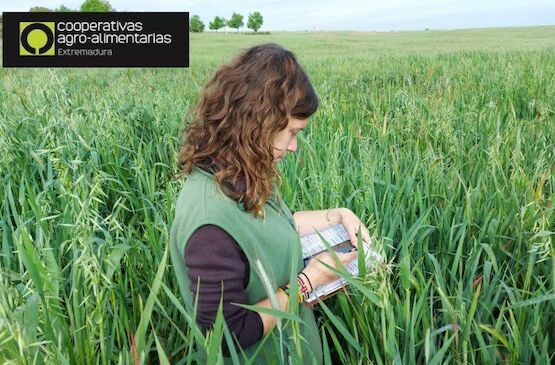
[0,27,554,364]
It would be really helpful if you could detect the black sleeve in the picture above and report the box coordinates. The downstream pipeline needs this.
[184,224,264,356]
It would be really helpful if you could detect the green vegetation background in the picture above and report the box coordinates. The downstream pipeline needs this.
[0,27,554,364]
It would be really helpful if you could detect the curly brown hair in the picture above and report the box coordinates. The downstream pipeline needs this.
[176,43,318,217]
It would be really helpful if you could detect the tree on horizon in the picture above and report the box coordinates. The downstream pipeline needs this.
[227,12,244,32]
[80,0,114,12]
[247,12,263,32]
[190,15,205,32]
[56,5,76,12]
[209,16,226,32]
[29,6,53,12]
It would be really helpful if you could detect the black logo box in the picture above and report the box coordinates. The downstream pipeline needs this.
[3,12,189,67]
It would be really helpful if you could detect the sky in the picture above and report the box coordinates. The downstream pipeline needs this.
[1,0,554,31]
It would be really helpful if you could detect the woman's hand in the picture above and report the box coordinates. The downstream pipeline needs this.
[329,208,371,246]
[302,250,359,289]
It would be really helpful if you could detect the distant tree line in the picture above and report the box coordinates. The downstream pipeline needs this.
[0,1,112,32]
[190,12,264,33]
[2,4,264,34]
[29,0,115,12]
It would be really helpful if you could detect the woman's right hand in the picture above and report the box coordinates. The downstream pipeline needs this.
[301,249,359,289]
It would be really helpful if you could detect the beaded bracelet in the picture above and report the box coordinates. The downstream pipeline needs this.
[280,275,310,304]
[279,284,304,304]
[297,276,309,299]
[298,272,313,292]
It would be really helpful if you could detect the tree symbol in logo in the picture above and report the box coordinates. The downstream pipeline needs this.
[20,23,55,56]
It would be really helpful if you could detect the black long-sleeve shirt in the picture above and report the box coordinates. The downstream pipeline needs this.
[184,224,263,355]
[183,162,294,355]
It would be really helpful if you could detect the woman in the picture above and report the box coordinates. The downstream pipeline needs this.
[170,43,371,364]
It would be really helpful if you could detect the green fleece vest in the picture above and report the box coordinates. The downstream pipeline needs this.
[169,166,323,364]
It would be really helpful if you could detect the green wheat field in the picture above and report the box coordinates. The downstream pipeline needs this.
[1,27,554,364]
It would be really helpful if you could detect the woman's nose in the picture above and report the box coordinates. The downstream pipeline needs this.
[287,136,297,152]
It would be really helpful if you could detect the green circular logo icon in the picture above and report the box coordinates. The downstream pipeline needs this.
[20,22,55,56]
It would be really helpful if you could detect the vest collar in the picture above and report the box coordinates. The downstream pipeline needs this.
[191,166,295,229]
[192,165,248,211]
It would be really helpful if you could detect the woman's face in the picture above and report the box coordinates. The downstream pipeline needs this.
[272,116,309,163]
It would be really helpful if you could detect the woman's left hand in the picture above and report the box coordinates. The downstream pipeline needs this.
[330,208,372,247]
